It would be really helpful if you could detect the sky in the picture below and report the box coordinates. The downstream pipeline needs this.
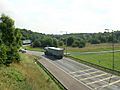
[0,0,120,34]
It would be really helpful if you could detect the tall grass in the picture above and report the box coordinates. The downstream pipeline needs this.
[0,53,61,90]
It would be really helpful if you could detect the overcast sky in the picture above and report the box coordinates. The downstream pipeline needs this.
[0,0,120,34]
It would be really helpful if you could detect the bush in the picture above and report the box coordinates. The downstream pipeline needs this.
[67,36,74,46]
[91,39,100,44]
[0,43,7,64]
[32,40,41,47]
[79,41,86,48]
[72,40,80,47]
[72,43,78,47]
[58,40,64,46]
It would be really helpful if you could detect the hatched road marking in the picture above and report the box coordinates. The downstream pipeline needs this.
[74,70,100,77]
[95,79,120,90]
[86,75,116,85]
[80,73,108,81]
[69,68,93,74]
[28,51,120,90]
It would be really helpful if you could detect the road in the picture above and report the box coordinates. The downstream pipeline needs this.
[70,50,120,55]
[27,51,120,90]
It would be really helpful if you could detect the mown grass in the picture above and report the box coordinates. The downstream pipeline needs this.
[67,43,120,52]
[22,45,44,52]
[0,53,61,90]
[70,52,120,71]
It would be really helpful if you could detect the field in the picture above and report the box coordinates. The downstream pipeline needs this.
[0,53,61,90]
[67,43,120,52]
[67,43,120,71]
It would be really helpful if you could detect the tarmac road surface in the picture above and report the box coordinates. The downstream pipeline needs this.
[27,51,120,90]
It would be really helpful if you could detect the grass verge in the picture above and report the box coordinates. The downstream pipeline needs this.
[0,53,61,90]
[70,52,120,70]
[66,52,120,76]
[22,45,44,52]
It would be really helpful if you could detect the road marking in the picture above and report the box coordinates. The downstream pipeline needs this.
[95,79,120,90]
[86,75,116,85]
[29,51,120,90]
[80,73,108,81]
[40,55,93,90]
[74,70,100,77]
[69,68,94,74]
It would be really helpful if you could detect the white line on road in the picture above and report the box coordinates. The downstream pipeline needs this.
[28,51,120,90]
[80,73,108,81]
[86,75,116,85]
[95,79,120,90]
[69,68,94,74]
[74,70,100,77]
[40,55,93,90]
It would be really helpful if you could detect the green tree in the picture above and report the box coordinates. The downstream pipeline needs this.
[32,40,41,47]
[72,40,80,47]
[79,40,86,48]
[67,36,74,46]
[52,38,58,47]
[41,37,53,47]
[0,41,7,64]
[58,40,64,46]
[0,14,22,64]
[91,39,100,44]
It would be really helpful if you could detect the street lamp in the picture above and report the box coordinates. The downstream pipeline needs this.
[60,31,68,55]
[105,29,115,83]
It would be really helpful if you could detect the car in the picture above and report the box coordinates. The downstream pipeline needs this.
[19,49,27,53]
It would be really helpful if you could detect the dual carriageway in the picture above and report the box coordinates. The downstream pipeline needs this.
[28,51,120,90]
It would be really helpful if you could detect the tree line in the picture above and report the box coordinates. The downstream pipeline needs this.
[19,29,120,49]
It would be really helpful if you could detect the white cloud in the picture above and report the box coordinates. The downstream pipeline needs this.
[0,0,120,34]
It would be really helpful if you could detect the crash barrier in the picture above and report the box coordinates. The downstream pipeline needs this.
[66,55,120,76]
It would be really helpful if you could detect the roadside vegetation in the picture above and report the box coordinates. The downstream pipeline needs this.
[0,53,61,90]
[0,14,22,65]
[69,52,120,71]
[0,14,61,90]
[67,43,120,72]
[1,14,120,89]
[22,45,44,52]
[67,43,120,52]
[19,28,120,50]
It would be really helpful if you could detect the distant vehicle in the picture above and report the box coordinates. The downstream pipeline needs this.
[19,49,27,53]
[44,47,64,59]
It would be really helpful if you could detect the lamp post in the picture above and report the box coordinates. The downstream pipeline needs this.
[105,29,114,83]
